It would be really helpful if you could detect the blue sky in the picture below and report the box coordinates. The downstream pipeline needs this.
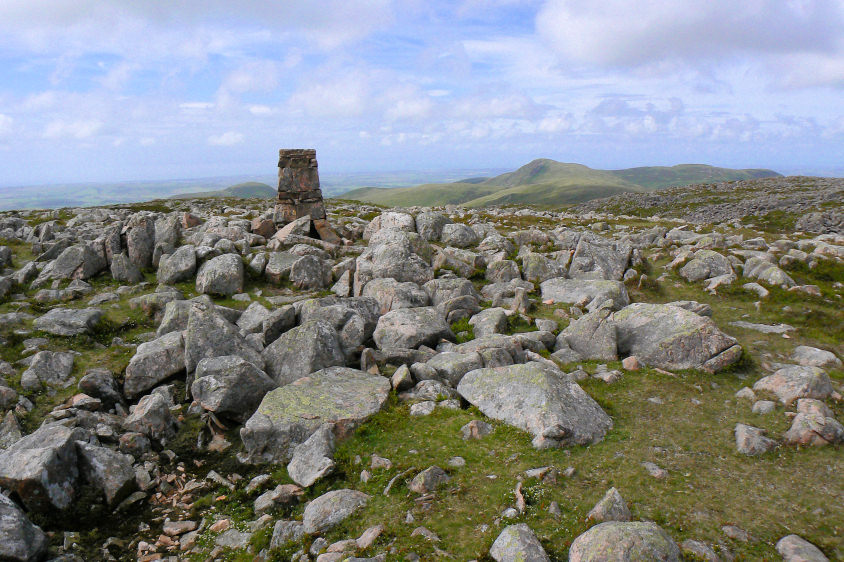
[0,0,842,186]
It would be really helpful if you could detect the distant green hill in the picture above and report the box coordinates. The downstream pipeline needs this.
[170,182,275,199]
[340,160,781,208]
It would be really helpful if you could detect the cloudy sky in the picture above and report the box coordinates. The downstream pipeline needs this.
[0,0,842,186]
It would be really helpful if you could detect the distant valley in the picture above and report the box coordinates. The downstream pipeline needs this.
[340,160,781,207]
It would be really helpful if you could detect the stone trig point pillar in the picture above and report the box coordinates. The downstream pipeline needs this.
[275,148,340,244]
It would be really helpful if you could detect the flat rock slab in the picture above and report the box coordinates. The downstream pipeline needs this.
[539,278,629,310]
[33,307,103,336]
[457,361,612,448]
[240,367,390,463]
[302,489,370,534]
[753,365,833,405]
[372,306,454,350]
[729,321,795,334]
[614,303,741,372]
[569,521,681,562]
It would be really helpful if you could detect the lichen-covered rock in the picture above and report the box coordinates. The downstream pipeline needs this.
[557,309,617,361]
[521,252,565,284]
[240,367,390,463]
[540,278,629,311]
[568,232,631,281]
[33,307,103,336]
[19,350,75,391]
[783,400,844,446]
[440,223,479,248]
[196,253,244,296]
[362,278,429,314]
[586,487,631,523]
[0,493,49,562]
[416,211,451,241]
[75,441,136,505]
[191,355,277,423]
[489,523,550,562]
[457,362,612,448]
[791,346,842,370]
[568,521,681,561]
[157,244,197,285]
[287,423,336,488]
[743,256,795,288]
[302,489,370,534]
[373,307,454,350]
[408,465,450,494]
[290,255,332,290]
[613,303,741,372]
[486,259,521,284]
[183,302,264,373]
[425,352,483,387]
[468,307,509,338]
[776,534,829,562]
[753,365,833,405]
[123,331,185,399]
[46,243,107,281]
[110,252,144,284]
[123,393,178,443]
[0,423,88,510]
[679,250,732,282]
[735,423,778,455]
[261,320,345,386]
[264,251,298,284]
[353,229,433,295]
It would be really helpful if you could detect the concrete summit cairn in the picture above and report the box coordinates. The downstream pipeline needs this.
[275,148,340,244]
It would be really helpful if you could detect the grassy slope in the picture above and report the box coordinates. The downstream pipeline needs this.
[341,160,781,208]
[611,164,782,191]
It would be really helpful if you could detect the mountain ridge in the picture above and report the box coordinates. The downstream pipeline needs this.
[340,159,781,207]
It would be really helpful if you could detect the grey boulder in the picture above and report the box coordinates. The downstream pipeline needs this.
[110,252,144,284]
[0,493,49,562]
[183,302,264,373]
[20,350,75,391]
[776,534,829,562]
[157,245,197,285]
[75,441,136,505]
[302,489,370,535]
[33,307,103,336]
[489,523,550,562]
[191,355,277,423]
[240,367,390,464]
[613,303,741,372]
[568,521,681,561]
[123,393,178,442]
[196,253,244,296]
[753,365,833,405]
[586,487,631,523]
[123,331,185,399]
[540,278,629,311]
[679,250,732,282]
[287,423,336,488]
[373,307,454,350]
[557,309,617,361]
[261,320,345,386]
[0,423,88,510]
[457,362,612,448]
[791,346,842,370]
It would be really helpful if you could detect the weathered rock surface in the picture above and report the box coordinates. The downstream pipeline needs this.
[241,367,390,463]
[196,253,244,296]
[753,365,833,405]
[262,320,345,386]
[489,523,550,562]
[302,489,370,534]
[540,278,629,310]
[373,307,454,350]
[157,244,197,284]
[33,307,103,336]
[586,487,631,523]
[287,423,336,488]
[123,330,185,399]
[613,303,741,372]
[569,521,681,561]
[75,441,136,505]
[123,393,177,442]
[776,534,829,562]
[20,350,75,391]
[457,362,612,448]
[184,303,264,373]
[0,493,49,562]
[192,355,277,423]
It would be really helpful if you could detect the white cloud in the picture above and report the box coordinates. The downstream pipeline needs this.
[179,102,214,111]
[43,119,102,139]
[207,131,244,146]
[221,60,280,94]
[536,0,844,69]
[248,105,274,116]
[0,114,13,136]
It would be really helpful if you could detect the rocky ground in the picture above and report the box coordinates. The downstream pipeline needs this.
[0,176,841,561]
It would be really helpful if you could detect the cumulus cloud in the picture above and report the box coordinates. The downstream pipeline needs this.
[43,119,102,139]
[0,114,13,136]
[207,131,244,146]
[536,0,844,68]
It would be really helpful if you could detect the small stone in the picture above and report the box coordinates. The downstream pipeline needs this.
[621,356,640,371]
[721,524,750,542]
[641,461,667,479]
[410,401,436,416]
[586,487,631,522]
[776,534,829,561]
[409,466,450,494]
[447,456,466,468]
[752,400,777,414]
[461,419,494,440]
[735,423,778,456]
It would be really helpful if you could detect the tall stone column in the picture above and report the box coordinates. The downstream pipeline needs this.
[275,149,339,243]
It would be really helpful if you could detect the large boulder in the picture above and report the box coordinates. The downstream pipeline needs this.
[33,307,103,336]
[568,232,631,281]
[791,346,842,370]
[540,278,629,311]
[568,521,681,561]
[19,350,75,391]
[522,252,565,284]
[123,393,178,442]
[0,423,88,510]
[157,245,197,285]
[261,320,345,386]
[457,362,612,448]
[48,244,107,281]
[287,423,336,488]
[363,212,416,239]
[613,303,741,372]
[0,493,49,562]
[416,211,451,241]
[679,250,733,282]
[557,309,617,361]
[373,307,454,350]
[353,229,433,295]
[744,256,795,288]
[753,365,833,405]
[240,367,390,463]
[196,253,244,296]
[123,331,185,399]
[362,278,429,314]
[302,489,370,534]
[183,302,264,373]
[440,223,479,248]
[110,252,144,284]
[489,523,550,562]
[776,534,830,562]
[264,252,298,284]
[75,441,136,505]
[191,356,277,423]
[289,255,331,290]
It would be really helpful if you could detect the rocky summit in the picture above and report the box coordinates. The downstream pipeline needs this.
[0,175,840,561]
